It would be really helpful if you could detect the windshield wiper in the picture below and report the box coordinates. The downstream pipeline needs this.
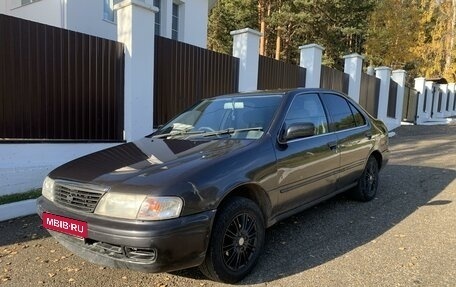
[154,127,263,139]
[152,130,205,139]
[198,127,263,138]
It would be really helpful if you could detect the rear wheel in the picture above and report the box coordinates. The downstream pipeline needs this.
[350,156,379,202]
[199,196,265,283]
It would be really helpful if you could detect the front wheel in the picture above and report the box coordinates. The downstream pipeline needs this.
[199,196,265,283]
[350,156,379,202]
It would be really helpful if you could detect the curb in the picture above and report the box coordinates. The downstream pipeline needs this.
[0,199,37,222]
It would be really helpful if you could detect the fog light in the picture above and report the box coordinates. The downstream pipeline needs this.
[125,247,157,262]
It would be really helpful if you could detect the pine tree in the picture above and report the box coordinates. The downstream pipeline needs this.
[207,0,258,55]
[208,0,374,68]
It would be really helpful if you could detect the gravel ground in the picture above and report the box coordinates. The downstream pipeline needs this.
[1,124,455,287]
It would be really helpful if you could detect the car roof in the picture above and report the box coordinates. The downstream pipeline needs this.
[209,88,345,100]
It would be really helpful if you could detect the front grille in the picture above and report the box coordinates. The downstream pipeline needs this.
[54,181,108,213]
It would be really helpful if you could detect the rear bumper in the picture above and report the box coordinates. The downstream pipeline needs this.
[380,148,390,170]
[36,196,216,273]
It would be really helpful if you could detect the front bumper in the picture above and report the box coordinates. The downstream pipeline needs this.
[37,196,216,273]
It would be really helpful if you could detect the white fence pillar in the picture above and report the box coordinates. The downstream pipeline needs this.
[231,28,262,92]
[449,83,456,116]
[425,81,436,119]
[343,53,364,103]
[375,67,392,128]
[414,77,428,124]
[299,44,324,88]
[391,70,407,126]
[115,0,158,141]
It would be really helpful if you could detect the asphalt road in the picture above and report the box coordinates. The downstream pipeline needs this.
[1,124,455,287]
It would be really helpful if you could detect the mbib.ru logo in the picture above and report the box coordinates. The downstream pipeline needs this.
[42,213,88,238]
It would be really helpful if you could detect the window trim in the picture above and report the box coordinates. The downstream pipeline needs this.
[276,91,372,144]
[284,91,372,143]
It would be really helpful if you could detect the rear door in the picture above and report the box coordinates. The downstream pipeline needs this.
[275,93,339,213]
[320,93,373,189]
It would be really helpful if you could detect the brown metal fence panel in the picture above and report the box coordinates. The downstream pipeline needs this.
[0,14,124,141]
[387,81,398,118]
[320,65,349,94]
[154,36,239,126]
[402,86,419,123]
[359,73,380,118]
[257,55,306,90]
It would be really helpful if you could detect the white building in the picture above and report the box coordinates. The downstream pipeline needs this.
[0,0,218,48]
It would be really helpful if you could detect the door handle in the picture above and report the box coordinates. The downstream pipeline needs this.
[365,131,372,139]
[327,141,337,151]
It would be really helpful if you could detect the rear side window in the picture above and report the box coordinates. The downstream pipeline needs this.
[349,102,366,127]
[320,93,356,131]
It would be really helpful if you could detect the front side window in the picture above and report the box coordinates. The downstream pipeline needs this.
[320,93,357,131]
[154,95,282,140]
[284,93,328,136]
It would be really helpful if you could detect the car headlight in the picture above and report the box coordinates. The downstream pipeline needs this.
[94,193,183,221]
[42,176,55,201]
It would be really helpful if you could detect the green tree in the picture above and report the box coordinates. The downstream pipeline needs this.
[207,0,258,55]
[273,0,375,67]
[208,0,374,68]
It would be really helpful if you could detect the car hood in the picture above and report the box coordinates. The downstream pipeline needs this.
[49,137,251,186]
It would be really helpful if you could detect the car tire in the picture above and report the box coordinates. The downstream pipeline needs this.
[350,156,379,202]
[199,196,265,283]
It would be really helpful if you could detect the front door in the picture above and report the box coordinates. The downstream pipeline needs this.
[274,93,339,214]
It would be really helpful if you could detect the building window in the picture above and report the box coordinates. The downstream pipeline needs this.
[21,0,40,5]
[154,0,161,36]
[172,3,179,40]
[103,0,114,22]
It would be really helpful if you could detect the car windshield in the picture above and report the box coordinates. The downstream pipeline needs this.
[153,95,282,140]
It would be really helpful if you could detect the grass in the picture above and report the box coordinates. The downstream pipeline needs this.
[0,189,42,205]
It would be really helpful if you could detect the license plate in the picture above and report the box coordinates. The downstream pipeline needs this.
[42,212,88,238]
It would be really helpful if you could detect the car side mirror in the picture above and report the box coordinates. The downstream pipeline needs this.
[281,122,315,143]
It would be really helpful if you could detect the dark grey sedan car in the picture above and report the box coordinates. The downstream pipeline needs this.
[37,89,389,283]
